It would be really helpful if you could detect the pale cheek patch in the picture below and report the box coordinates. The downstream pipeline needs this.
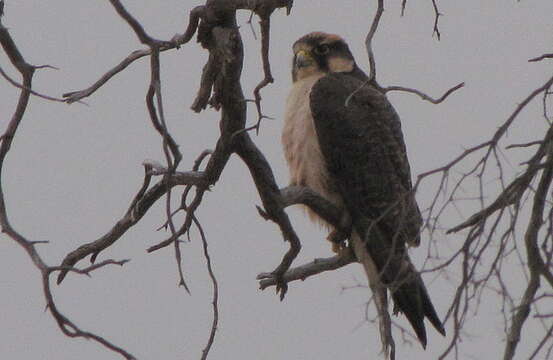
[328,56,354,73]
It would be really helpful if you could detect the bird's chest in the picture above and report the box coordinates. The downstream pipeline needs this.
[282,76,343,215]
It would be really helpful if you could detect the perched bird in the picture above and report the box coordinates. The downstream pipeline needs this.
[282,32,445,348]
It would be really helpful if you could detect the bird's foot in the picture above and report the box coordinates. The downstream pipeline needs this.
[327,229,348,254]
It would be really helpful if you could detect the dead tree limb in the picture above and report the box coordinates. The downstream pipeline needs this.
[0,10,136,359]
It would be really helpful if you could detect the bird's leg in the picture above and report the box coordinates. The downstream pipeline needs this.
[328,231,347,253]
[327,212,352,254]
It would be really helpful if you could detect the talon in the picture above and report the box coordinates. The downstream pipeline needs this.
[277,282,289,301]
[327,229,348,254]
[332,240,350,255]
[331,241,347,254]
[273,272,289,300]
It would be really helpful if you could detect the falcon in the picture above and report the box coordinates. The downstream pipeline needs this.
[282,32,445,348]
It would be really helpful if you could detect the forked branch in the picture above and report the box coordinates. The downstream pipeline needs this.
[0,11,135,359]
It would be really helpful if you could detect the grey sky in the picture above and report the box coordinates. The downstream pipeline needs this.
[1,1,552,359]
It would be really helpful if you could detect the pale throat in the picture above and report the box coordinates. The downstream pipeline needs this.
[294,66,324,81]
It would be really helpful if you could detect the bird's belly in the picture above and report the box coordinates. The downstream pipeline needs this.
[282,77,343,227]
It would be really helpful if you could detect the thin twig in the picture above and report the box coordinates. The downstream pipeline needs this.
[384,82,464,104]
[503,145,553,359]
[251,13,274,134]
[506,141,543,150]
[0,65,67,102]
[196,216,219,360]
[366,0,384,82]
[529,53,553,62]
[63,6,204,104]
[431,0,442,40]
[57,170,206,283]
[0,14,135,360]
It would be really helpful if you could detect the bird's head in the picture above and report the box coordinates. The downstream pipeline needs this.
[291,32,356,82]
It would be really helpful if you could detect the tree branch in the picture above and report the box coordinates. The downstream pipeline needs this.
[366,0,384,82]
[196,216,219,360]
[448,75,553,233]
[63,5,204,104]
[57,168,206,284]
[0,12,135,360]
[0,64,66,102]
[251,12,274,133]
[529,53,553,62]
[384,82,464,104]
[503,143,553,360]
[235,135,301,299]
[257,249,356,289]
[430,0,442,40]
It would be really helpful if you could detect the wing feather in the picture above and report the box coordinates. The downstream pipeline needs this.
[309,73,445,345]
[310,74,421,246]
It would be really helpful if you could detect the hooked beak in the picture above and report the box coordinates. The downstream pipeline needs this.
[294,50,314,68]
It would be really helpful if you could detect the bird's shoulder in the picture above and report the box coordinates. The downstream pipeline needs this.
[310,73,400,143]
[309,73,397,131]
[310,73,387,108]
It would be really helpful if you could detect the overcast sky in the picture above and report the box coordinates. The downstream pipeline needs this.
[1,1,552,359]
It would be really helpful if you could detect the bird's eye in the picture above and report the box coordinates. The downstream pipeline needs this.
[314,44,330,55]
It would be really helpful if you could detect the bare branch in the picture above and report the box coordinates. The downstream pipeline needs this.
[63,6,204,104]
[448,76,553,233]
[236,135,301,300]
[0,65,66,102]
[431,0,442,40]
[167,2,303,302]
[0,14,135,360]
[171,6,206,46]
[49,259,130,277]
[384,82,464,104]
[504,144,553,359]
[196,216,219,360]
[108,0,162,46]
[191,50,220,112]
[57,169,206,284]
[528,323,553,360]
[280,185,343,227]
[257,249,356,289]
[147,49,182,170]
[506,141,542,150]
[251,13,274,133]
[366,0,384,82]
[529,53,553,62]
